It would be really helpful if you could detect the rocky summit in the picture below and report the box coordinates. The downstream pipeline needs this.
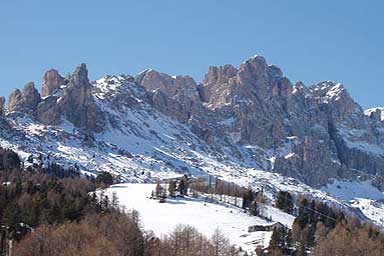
[1,55,384,225]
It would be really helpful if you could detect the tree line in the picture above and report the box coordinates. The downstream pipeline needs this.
[262,191,384,256]
[0,147,241,256]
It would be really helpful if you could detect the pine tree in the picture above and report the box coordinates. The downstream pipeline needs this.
[168,179,176,197]
[275,191,293,214]
[270,228,285,248]
[249,200,259,216]
[178,176,189,196]
[242,189,254,209]
[155,183,163,198]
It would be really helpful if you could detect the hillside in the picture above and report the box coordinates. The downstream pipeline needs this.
[104,183,295,254]
[0,55,383,228]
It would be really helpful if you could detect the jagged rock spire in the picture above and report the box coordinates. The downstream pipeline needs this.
[71,63,90,86]
[0,97,5,116]
[42,69,65,97]
[8,82,41,113]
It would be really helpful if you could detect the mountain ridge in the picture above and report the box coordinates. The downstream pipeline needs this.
[1,55,384,226]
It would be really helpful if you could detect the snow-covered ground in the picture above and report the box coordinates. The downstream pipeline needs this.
[323,180,384,226]
[105,183,295,253]
[351,199,384,226]
[323,180,384,201]
[1,75,384,231]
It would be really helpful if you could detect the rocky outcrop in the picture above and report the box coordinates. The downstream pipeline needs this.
[9,64,103,132]
[200,55,295,148]
[136,69,203,123]
[57,63,101,130]
[0,97,5,116]
[41,69,65,97]
[35,96,61,125]
[202,64,237,102]
[365,107,384,122]
[133,55,384,188]
[274,137,342,186]
[4,55,384,189]
[8,82,41,114]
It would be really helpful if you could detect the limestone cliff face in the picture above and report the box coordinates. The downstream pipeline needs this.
[4,56,384,189]
[131,56,384,188]
[57,64,101,131]
[41,69,65,97]
[35,96,62,125]
[10,64,103,132]
[136,69,203,123]
[8,82,41,114]
[202,64,237,102]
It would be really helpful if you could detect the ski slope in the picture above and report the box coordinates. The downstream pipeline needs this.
[105,183,295,253]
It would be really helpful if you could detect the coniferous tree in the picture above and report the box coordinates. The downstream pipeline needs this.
[178,176,189,196]
[275,191,293,214]
[168,179,176,197]
[155,183,163,198]
[249,200,259,216]
[95,171,114,186]
[242,189,254,209]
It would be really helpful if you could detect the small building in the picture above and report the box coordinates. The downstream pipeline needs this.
[248,222,285,232]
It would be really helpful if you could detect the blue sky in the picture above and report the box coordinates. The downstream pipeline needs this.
[1,0,383,108]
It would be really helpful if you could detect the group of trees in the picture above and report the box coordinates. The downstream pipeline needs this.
[145,225,240,256]
[191,178,246,199]
[275,191,294,215]
[241,188,270,221]
[0,170,104,254]
[261,192,384,256]
[152,175,190,201]
[0,147,242,256]
[13,211,145,256]
[0,147,21,171]
[313,219,384,256]
[256,226,292,256]
[2,145,384,255]
[15,221,242,256]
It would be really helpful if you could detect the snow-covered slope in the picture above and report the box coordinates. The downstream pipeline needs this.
[1,63,384,230]
[365,107,384,121]
[104,183,295,253]
[323,180,384,226]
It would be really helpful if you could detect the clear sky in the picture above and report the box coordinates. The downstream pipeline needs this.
[1,0,383,109]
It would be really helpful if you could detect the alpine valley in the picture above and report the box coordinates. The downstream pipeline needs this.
[2,55,384,227]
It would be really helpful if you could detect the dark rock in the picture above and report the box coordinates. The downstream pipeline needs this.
[0,97,5,116]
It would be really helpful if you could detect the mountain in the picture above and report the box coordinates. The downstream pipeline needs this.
[1,55,384,226]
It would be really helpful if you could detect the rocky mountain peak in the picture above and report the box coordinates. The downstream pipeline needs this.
[135,69,198,99]
[0,97,5,116]
[3,55,384,193]
[203,64,237,86]
[8,89,21,111]
[310,81,362,123]
[42,69,65,97]
[292,81,310,96]
[236,55,284,88]
[55,63,101,131]
[5,63,102,131]
[71,63,89,86]
[8,82,41,113]
[365,107,384,122]
[310,81,346,99]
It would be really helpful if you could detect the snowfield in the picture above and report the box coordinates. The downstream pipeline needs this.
[105,183,295,253]
[323,180,384,226]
